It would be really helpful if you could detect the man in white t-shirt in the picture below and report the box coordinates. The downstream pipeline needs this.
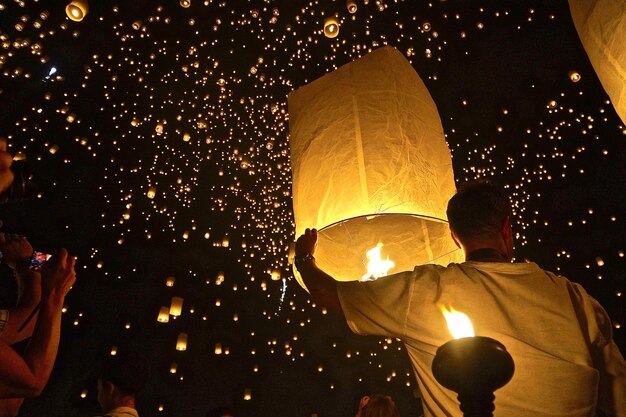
[295,180,626,417]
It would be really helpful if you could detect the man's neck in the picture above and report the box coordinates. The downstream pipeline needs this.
[465,247,508,262]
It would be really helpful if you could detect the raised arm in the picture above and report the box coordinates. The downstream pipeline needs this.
[0,234,41,345]
[295,228,343,313]
[0,249,75,398]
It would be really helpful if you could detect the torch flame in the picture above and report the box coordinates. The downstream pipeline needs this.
[360,243,395,282]
[439,305,474,339]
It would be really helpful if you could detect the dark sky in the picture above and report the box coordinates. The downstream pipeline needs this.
[0,1,624,416]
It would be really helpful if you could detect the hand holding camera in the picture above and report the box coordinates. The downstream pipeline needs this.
[41,249,76,302]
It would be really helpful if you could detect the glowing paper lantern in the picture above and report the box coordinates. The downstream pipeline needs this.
[176,333,188,351]
[65,1,88,22]
[347,0,357,13]
[157,306,170,323]
[569,0,626,124]
[288,46,462,289]
[170,297,183,316]
[323,17,339,38]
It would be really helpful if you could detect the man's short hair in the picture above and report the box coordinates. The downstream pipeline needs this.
[100,351,148,396]
[362,395,399,417]
[446,180,512,241]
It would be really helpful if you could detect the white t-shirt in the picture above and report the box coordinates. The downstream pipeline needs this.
[337,261,626,417]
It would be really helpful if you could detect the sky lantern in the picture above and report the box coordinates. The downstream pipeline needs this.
[65,1,88,22]
[323,17,340,38]
[288,46,462,289]
[176,333,188,351]
[569,0,626,124]
[169,297,183,316]
[157,307,169,323]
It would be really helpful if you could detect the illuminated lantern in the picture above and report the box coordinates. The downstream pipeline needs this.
[165,276,175,287]
[347,0,357,13]
[215,343,223,354]
[66,0,88,22]
[147,187,156,199]
[157,306,169,323]
[176,333,188,351]
[323,17,340,38]
[270,269,281,281]
[170,363,178,373]
[288,46,462,289]
[180,0,191,7]
[569,0,626,124]
[170,297,183,316]
[243,389,252,400]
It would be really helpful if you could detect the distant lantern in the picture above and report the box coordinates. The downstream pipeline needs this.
[215,343,223,354]
[169,363,178,373]
[221,235,230,247]
[170,297,184,316]
[323,17,340,38]
[270,269,281,281]
[66,0,88,22]
[183,133,191,142]
[147,187,156,199]
[110,346,117,356]
[243,389,252,401]
[157,306,170,323]
[132,20,142,30]
[568,71,581,83]
[180,0,191,7]
[347,0,357,13]
[569,0,626,124]
[166,276,175,287]
[288,47,462,289]
[155,123,164,135]
[80,389,88,398]
[176,333,188,351]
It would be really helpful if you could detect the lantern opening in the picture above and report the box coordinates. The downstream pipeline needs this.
[361,243,395,281]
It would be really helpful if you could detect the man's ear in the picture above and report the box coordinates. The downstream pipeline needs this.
[450,231,461,249]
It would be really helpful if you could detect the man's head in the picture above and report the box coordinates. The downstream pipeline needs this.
[97,351,148,413]
[361,394,398,417]
[446,180,513,259]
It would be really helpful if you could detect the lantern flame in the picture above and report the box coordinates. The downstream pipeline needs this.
[439,305,474,339]
[361,243,394,281]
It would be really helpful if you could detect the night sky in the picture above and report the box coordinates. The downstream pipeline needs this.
[0,1,624,416]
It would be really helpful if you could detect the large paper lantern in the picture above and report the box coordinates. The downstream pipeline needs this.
[288,46,462,289]
[569,0,626,124]
[65,1,88,22]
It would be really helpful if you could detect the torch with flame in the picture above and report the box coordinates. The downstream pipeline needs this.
[360,243,395,282]
[432,305,514,417]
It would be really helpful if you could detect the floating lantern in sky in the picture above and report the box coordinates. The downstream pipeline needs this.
[288,47,462,288]
[347,0,358,13]
[65,0,88,22]
[170,297,183,316]
[323,17,340,38]
[180,0,191,8]
[157,307,169,323]
[569,0,626,124]
[176,333,188,351]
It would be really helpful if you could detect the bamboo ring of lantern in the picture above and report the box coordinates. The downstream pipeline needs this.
[569,0,626,124]
[288,47,463,289]
[323,17,340,38]
[65,0,88,22]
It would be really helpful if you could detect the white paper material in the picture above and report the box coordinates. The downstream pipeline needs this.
[289,46,462,288]
[569,0,626,124]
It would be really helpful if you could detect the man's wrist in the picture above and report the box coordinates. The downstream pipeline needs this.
[294,252,315,269]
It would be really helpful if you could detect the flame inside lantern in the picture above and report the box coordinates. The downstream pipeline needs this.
[360,243,395,281]
[439,305,475,339]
